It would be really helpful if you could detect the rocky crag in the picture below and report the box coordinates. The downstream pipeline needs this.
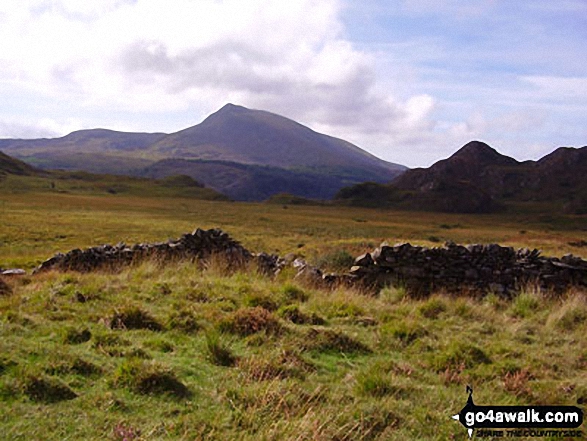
[32,228,587,296]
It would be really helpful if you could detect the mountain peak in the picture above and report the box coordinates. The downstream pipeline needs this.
[451,141,517,165]
[217,103,248,113]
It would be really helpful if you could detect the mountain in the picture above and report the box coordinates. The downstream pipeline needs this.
[336,141,587,213]
[1,104,406,200]
[149,104,404,173]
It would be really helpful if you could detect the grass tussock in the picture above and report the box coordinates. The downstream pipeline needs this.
[113,359,190,399]
[61,326,92,344]
[205,331,237,367]
[109,306,163,331]
[303,328,371,354]
[0,278,12,296]
[277,304,325,325]
[547,294,587,330]
[166,308,201,333]
[219,307,282,336]
[22,375,78,403]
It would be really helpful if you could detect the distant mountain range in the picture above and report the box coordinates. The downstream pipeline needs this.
[336,141,587,214]
[0,104,405,201]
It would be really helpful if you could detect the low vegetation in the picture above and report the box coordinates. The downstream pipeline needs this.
[0,185,586,439]
[1,259,586,439]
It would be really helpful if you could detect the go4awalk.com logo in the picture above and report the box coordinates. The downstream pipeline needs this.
[451,386,583,438]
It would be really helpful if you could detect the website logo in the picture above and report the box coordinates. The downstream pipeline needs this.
[452,386,583,438]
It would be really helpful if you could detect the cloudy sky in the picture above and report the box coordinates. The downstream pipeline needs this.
[0,0,585,167]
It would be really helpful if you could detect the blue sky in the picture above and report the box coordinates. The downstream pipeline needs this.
[0,0,585,167]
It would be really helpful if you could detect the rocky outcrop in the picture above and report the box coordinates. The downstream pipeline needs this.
[348,241,587,296]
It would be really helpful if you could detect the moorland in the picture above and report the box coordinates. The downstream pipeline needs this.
[1,173,586,439]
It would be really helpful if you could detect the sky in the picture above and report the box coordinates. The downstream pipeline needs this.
[0,0,586,167]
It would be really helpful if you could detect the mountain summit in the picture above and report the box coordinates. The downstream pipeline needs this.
[148,104,404,173]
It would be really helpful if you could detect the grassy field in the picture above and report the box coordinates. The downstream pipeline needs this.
[1,190,586,440]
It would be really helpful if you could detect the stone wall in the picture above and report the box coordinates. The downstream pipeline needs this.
[32,228,587,296]
[348,241,587,296]
[34,228,280,274]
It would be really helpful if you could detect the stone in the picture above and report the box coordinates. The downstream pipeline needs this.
[354,253,374,267]
[1,269,26,276]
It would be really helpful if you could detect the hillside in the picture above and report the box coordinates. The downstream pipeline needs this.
[336,141,587,213]
[0,104,406,201]
[141,158,384,201]
[0,150,226,201]
[0,151,38,176]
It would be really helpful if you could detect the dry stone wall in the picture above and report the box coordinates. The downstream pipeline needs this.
[34,228,283,275]
[348,241,587,296]
[32,228,587,296]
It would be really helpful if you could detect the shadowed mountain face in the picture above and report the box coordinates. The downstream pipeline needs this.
[0,104,406,200]
[0,151,38,176]
[337,141,587,213]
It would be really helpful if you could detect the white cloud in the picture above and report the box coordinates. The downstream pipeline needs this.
[0,0,585,168]
[0,0,441,159]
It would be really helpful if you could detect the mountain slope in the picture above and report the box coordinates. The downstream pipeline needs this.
[141,158,371,201]
[0,150,38,176]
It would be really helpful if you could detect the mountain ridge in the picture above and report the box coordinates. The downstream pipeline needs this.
[0,104,406,200]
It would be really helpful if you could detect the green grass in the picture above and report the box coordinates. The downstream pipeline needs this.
[1,186,586,269]
[0,187,586,439]
[1,262,586,440]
